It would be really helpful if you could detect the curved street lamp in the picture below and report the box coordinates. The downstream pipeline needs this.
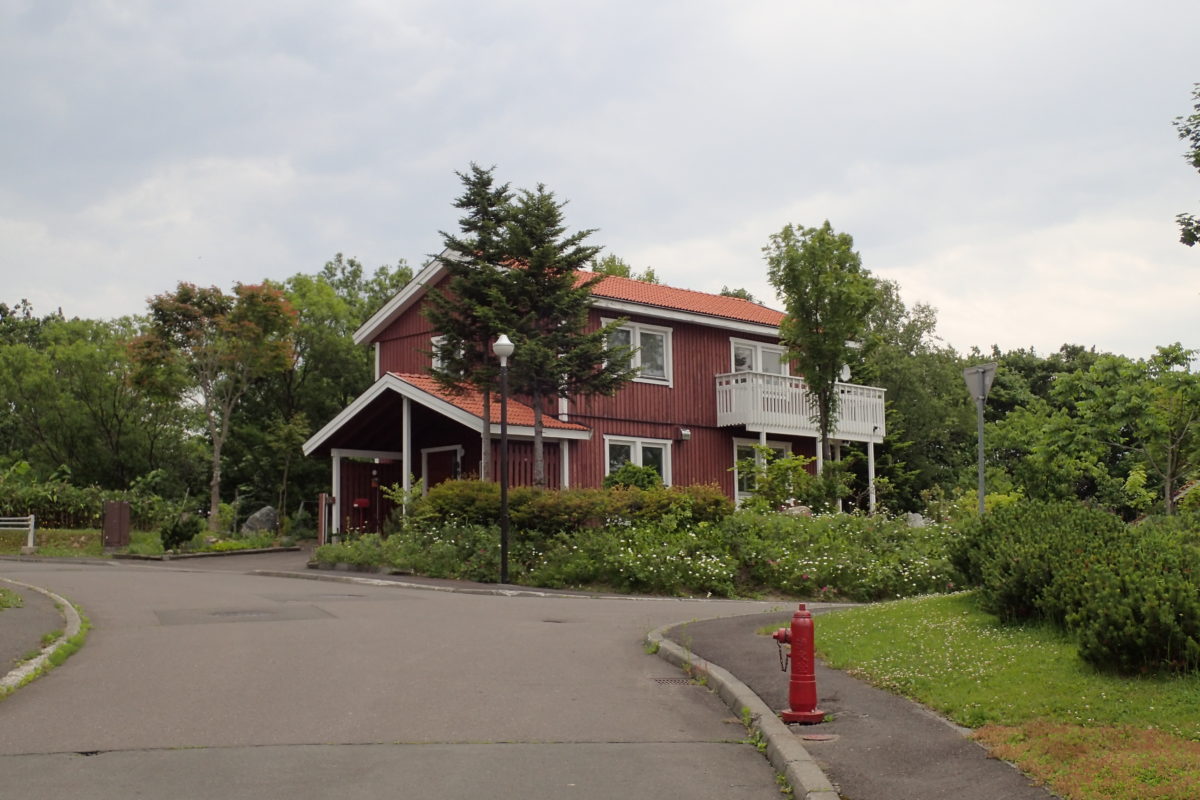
[493,334,515,583]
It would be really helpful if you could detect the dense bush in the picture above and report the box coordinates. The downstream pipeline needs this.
[955,500,1200,674]
[720,511,956,601]
[1068,528,1200,673]
[602,462,663,490]
[160,513,204,550]
[402,479,734,537]
[952,501,1125,623]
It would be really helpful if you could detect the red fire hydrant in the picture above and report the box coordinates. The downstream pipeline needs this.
[772,603,826,724]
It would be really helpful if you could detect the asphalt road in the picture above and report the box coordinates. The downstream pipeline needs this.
[0,555,792,800]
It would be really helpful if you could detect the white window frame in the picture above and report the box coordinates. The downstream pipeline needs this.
[421,444,464,493]
[430,335,447,371]
[604,318,673,387]
[733,437,792,501]
[729,338,790,375]
[604,435,673,485]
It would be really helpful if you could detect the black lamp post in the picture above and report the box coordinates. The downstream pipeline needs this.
[493,334,515,584]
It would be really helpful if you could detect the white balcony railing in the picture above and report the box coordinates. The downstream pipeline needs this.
[715,372,886,443]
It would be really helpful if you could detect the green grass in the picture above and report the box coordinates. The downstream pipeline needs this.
[816,592,1200,737]
[815,592,1200,800]
[0,528,104,557]
[0,587,22,610]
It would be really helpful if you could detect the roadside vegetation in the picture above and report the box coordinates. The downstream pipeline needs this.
[0,586,21,609]
[312,479,956,600]
[0,527,294,558]
[818,594,1200,800]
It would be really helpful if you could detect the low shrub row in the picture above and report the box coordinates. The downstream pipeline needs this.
[952,501,1200,674]
[396,480,734,535]
[0,478,174,531]
[317,504,956,601]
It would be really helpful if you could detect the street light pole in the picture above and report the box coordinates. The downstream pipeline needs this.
[962,362,998,516]
[493,334,515,584]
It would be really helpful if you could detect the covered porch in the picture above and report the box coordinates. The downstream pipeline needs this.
[302,372,591,535]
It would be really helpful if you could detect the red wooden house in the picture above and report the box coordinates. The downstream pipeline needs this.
[302,259,886,533]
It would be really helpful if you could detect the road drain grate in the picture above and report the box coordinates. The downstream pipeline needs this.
[653,677,695,685]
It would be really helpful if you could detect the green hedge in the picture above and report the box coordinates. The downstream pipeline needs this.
[401,479,734,536]
[0,480,173,531]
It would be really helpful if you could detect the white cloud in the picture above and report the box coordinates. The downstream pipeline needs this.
[0,0,1196,359]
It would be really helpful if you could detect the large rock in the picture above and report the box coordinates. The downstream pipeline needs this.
[241,505,279,534]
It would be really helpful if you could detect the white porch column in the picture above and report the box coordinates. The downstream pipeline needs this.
[560,440,570,488]
[868,440,877,514]
[402,396,412,508]
[331,450,343,535]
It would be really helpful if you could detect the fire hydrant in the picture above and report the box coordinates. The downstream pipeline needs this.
[772,603,826,724]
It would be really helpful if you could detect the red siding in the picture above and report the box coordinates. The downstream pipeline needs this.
[363,282,818,499]
[376,292,439,375]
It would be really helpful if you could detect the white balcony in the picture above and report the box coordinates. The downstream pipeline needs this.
[715,372,886,443]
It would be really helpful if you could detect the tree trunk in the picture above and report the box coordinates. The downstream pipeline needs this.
[532,393,546,487]
[208,437,223,532]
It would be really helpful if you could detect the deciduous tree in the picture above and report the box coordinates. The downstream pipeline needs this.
[764,221,877,467]
[132,283,296,530]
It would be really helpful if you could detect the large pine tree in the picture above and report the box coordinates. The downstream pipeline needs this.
[424,164,516,481]
[504,185,637,485]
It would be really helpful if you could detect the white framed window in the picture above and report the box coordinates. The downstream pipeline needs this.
[430,335,448,371]
[605,319,673,386]
[733,438,792,500]
[430,335,465,373]
[605,435,673,485]
[730,338,789,375]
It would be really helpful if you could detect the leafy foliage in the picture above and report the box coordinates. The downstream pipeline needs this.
[764,221,877,465]
[734,445,849,513]
[131,282,297,529]
[601,461,663,490]
[1174,82,1200,247]
[331,479,952,601]
[954,499,1200,673]
[591,254,659,283]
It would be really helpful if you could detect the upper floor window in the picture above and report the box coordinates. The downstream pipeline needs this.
[730,338,789,375]
[606,319,673,386]
[430,335,464,375]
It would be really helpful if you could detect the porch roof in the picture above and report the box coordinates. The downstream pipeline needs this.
[302,372,591,458]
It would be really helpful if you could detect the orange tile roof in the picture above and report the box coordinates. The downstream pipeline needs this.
[391,373,590,431]
[579,272,785,327]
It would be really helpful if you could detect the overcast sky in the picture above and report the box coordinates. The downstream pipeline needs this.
[3,1,1197,359]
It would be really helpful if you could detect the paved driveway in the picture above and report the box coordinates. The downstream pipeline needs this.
[0,557,789,800]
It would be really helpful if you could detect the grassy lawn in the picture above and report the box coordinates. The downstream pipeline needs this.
[816,592,1200,800]
[0,529,104,557]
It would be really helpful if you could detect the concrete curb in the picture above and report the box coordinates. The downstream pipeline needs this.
[252,569,762,604]
[113,546,302,561]
[647,624,839,800]
[0,578,83,695]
